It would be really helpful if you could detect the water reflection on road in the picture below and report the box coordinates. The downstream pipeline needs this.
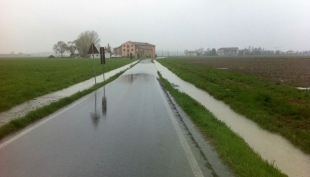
[90,86,108,128]
[154,60,310,177]
[102,86,107,115]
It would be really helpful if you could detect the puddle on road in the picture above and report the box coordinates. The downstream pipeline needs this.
[120,74,138,83]
[0,61,138,127]
[154,60,310,177]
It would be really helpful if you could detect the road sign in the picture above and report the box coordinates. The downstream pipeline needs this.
[100,47,105,64]
[88,43,99,84]
[87,43,99,54]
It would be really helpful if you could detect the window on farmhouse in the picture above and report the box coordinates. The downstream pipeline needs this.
[123,49,125,51]
[131,49,133,51]
[127,45,129,48]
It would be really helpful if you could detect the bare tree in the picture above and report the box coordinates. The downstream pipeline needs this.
[66,41,77,57]
[105,43,113,57]
[75,30,100,57]
[53,41,67,57]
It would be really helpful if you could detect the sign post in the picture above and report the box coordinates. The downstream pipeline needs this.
[130,53,133,67]
[100,47,106,82]
[87,43,99,84]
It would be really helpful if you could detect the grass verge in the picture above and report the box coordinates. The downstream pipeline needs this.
[157,72,286,177]
[157,58,310,154]
[0,60,139,140]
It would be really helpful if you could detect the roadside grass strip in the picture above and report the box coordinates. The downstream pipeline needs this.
[0,61,140,141]
[157,58,310,154]
[158,72,286,177]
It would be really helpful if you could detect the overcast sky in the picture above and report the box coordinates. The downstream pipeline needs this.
[1,0,309,54]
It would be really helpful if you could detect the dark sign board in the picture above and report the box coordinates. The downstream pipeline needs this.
[100,47,105,64]
[87,43,99,54]
[130,53,132,60]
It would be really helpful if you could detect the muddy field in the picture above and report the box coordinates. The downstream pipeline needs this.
[178,56,310,87]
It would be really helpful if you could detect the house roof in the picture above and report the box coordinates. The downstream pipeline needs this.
[128,41,155,46]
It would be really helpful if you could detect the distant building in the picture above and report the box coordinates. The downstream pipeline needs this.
[113,41,156,58]
[185,51,197,56]
[90,51,111,59]
[217,47,239,56]
[286,50,294,54]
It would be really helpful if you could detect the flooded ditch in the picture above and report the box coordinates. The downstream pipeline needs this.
[154,60,310,177]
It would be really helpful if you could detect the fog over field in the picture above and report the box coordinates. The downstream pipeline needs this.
[0,0,309,54]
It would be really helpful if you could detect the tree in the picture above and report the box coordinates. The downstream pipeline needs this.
[196,48,204,56]
[66,40,77,57]
[75,30,100,57]
[210,48,217,56]
[105,43,112,57]
[184,50,188,55]
[53,41,67,57]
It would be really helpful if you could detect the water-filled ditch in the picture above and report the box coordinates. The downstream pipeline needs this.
[154,60,310,177]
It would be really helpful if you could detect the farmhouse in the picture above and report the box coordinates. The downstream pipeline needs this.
[286,50,294,55]
[217,47,239,56]
[113,41,156,58]
[185,51,197,56]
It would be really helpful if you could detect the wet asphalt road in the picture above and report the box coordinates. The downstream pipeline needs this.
[0,60,221,177]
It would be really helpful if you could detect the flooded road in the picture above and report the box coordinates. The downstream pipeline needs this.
[154,60,310,177]
[0,61,139,127]
[0,59,231,177]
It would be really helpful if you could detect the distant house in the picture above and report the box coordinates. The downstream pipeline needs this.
[90,51,111,59]
[217,47,239,56]
[286,50,294,55]
[114,41,156,58]
[186,51,197,56]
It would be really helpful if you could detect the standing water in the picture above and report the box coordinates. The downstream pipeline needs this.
[154,60,310,177]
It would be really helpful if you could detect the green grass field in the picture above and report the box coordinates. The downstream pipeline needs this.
[158,73,286,177]
[0,57,136,112]
[157,57,310,154]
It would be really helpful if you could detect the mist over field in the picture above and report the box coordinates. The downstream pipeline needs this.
[1,0,309,54]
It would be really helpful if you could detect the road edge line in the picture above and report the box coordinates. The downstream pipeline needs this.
[156,78,204,177]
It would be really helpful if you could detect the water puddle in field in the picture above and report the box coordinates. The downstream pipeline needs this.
[296,87,310,90]
[154,60,310,177]
[0,61,139,127]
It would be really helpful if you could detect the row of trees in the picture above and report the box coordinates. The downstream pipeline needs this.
[53,30,113,58]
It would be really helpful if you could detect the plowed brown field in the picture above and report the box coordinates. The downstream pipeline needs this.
[180,56,310,87]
